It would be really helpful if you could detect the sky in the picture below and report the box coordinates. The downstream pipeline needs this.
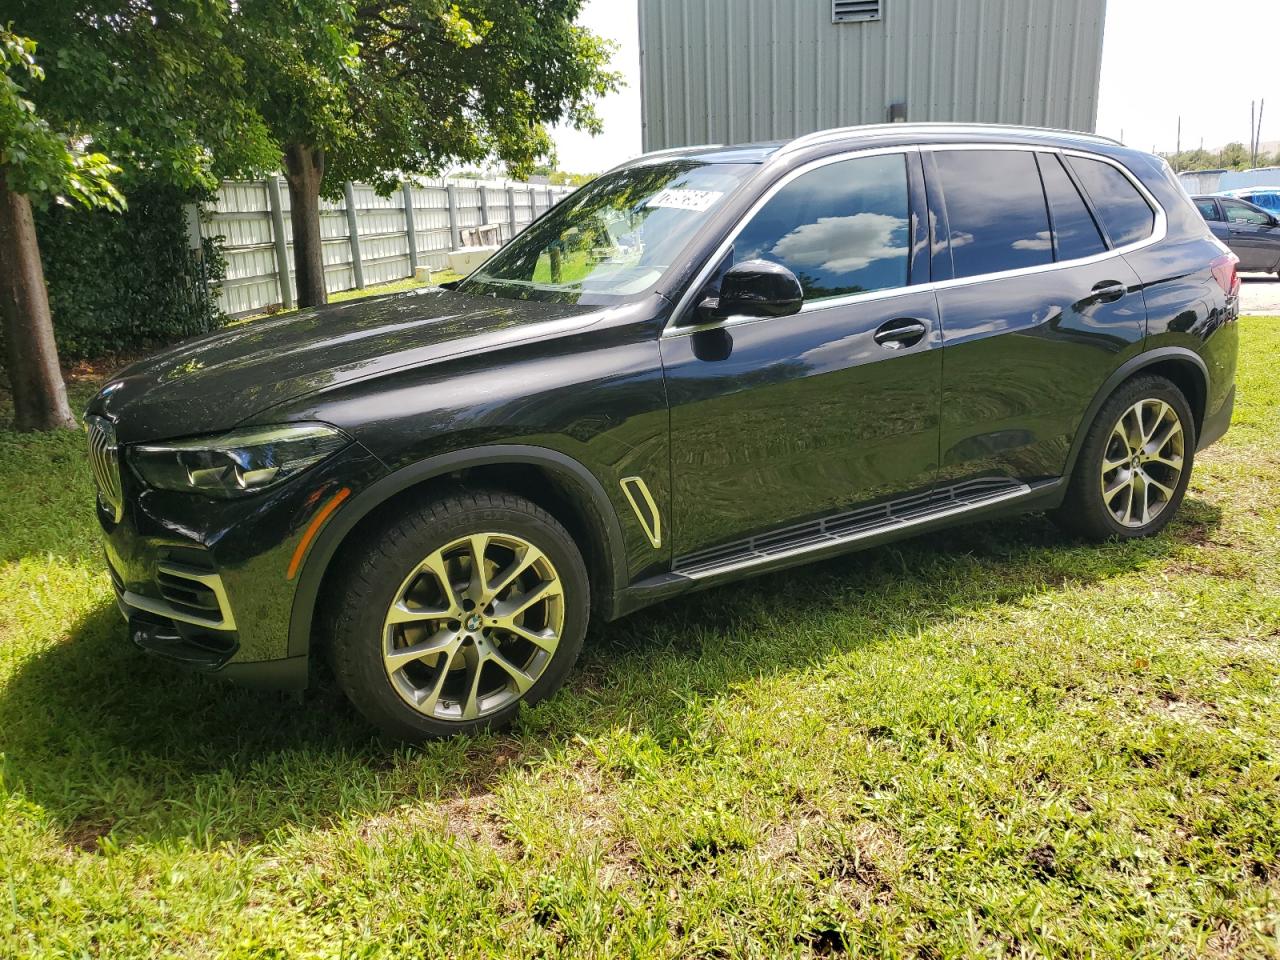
[550,0,1280,173]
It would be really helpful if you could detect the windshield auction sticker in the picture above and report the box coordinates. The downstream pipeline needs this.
[646,188,725,212]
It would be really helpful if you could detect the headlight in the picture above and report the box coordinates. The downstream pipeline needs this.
[129,423,350,498]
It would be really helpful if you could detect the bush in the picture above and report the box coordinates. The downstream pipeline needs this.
[34,181,226,360]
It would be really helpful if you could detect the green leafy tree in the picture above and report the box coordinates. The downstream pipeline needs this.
[0,28,121,431]
[231,0,619,307]
[3,3,276,431]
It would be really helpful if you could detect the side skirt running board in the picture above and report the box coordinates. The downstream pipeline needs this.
[673,477,1037,580]
[609,476,1066,620]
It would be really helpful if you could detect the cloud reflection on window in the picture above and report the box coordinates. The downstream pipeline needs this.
[770,213,909,275]
[1012,231,1053,251]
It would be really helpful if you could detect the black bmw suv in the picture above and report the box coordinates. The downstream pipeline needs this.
[87,124,1239,740]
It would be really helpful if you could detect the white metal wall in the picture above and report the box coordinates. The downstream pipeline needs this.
[639,0,1108,150]
[204,177,574,316]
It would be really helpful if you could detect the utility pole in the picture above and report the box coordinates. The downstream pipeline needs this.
[1174,116,1181,171]
[1251,101,1256,167]
[1256,99,1266,168]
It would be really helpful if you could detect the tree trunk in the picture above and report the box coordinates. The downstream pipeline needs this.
[0,168,76,432]
[282,143,328,308]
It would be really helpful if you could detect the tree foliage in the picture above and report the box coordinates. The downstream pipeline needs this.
[10,2,278,191]
[230,0,618,196]
[0,27,121,210]
[1163,142,1280,173]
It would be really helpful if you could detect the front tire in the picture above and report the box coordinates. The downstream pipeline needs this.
[1053,375,1195,542]
[327,491,589,740]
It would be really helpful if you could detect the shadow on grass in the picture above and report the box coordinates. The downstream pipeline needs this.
[0,497,1222,851]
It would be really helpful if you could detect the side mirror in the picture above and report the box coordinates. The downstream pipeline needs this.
[695,260,804,323]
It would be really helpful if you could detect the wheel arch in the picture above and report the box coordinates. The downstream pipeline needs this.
[1064,347,1210,479]
[287,445,629,661]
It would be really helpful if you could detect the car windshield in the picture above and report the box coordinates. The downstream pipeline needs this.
[459,160,755,304]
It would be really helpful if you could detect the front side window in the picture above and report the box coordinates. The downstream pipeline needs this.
[934,150,1053,279]
[731,153,911,301]
[1038,152,1108,260]
[460,160,755,304]
[1222,199,1272,225]
[1066,155,1155,246]
[1195,198,1223,221]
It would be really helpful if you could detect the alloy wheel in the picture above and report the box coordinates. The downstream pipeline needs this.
[1100,398,1185,528]
[381,532,564,721]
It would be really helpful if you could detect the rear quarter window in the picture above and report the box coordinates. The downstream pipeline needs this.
[1066,155,1156,247]
[1038,153,1108,260]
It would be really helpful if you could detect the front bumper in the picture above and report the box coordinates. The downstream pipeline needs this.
[99,441,387,688]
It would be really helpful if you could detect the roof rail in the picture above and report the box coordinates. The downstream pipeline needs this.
[603,143,725,175]
[777,123,1123,156]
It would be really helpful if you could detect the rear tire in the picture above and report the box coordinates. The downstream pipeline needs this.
[1052,375,1195,542]
[327,490,589,741]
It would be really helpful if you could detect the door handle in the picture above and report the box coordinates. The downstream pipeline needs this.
[1090,281,1127,304]
[873,317,928,350]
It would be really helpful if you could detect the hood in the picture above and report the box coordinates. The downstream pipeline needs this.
[90,288,601,443]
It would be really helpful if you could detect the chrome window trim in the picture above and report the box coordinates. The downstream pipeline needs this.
[662,142,1167,340]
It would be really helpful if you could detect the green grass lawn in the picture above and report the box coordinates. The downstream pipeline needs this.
[2,321,1279,958]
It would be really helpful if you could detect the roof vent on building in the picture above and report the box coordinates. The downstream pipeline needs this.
[832,0,881,23]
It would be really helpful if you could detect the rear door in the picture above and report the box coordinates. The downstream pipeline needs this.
[1220,198,1280,272]
[929,147,1149,488]
[661,149,942,564]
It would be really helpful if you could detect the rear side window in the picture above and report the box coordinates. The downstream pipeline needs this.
[1066,156,1155,246]
[1038,153,1107,260]
[733,153,910,301]
[934,150,1053,279]
[1195,198,1222,221]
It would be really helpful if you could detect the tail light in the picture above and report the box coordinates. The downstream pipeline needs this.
[1211,253,1240,298]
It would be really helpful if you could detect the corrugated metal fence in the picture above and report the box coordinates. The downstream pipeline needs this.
[202,176,575,316]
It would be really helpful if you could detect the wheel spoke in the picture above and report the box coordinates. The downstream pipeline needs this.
[487,647,535,693]
[1148,419,1182,456]
[1111,422,1135,458]
[385,630,457,671]
[1123,408,1144,453]
[500,578,562,619]
[386,600,450,625]
[1146,474,1176,501]
[1102,452,1129,474]
[488,544,544,600]
[1142,401,1169,444]
[495,621,560,653]
[418,552,463,616]
[466,534,490,600]
[459,647,485,721]
[1120,480,1136,525]
[417,647,458,715]
[1103,473,1133,503]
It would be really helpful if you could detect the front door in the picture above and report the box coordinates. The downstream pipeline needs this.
[1220,198,1280,273]
[660,150,943,563]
